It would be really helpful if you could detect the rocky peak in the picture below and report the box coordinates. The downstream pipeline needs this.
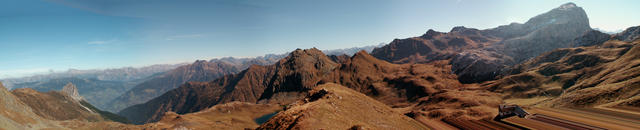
[281,48,337,71]
[450,26,469,32]
[421,29,442,39]
[525,2,589,29]
[275,48,338,89]
[62,82,82,101]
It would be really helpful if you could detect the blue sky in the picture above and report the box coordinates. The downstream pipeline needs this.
[1,0,639,78]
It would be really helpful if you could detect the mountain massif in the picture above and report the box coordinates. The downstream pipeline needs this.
[371,2,591,83]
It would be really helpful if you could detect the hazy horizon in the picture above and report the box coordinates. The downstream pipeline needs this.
[2,0,639,79]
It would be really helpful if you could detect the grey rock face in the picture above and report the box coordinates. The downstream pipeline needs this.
[62,82,83,101]
[499,2,591,63]
[449,2,591,83]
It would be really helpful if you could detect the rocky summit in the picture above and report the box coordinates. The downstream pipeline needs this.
[61,82,82,101]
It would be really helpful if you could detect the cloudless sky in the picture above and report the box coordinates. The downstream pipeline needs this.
[1,0,639,78]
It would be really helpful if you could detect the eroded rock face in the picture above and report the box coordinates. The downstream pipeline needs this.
[62,83,83,101]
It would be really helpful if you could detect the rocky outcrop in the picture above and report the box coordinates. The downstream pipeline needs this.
[257,83,428,130]
[62,82,82,101]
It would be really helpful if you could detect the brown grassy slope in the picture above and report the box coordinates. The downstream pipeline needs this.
[551,39,640,107]
[64,102,281,130]
[120,48,502,124]
[257,83,429,130]
[0,82,64,129]
[484,39,640,107]
[11,88,105,121]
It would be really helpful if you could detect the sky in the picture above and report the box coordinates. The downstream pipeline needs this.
[1,0,639,79]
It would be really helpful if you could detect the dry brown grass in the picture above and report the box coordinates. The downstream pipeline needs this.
[258,83,428,130]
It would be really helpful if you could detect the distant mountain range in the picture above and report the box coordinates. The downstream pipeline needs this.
[9,77,144,111]
[0,64,185,89]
